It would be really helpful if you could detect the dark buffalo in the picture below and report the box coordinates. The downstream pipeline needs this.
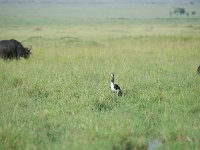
[0,39,31,60]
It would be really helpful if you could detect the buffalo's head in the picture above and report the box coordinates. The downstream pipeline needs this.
[23,46,32,59]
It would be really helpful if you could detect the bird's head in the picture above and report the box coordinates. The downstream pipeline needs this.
[110,73,114,78]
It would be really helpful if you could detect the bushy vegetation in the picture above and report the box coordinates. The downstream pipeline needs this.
[0,3,200,150]
[170,7,197,17]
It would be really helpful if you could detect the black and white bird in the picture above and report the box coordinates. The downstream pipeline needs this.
[110,73,122,96]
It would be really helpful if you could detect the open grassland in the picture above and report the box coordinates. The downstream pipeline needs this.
[0,3,200,150]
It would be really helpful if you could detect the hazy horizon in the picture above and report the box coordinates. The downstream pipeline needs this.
[0,0,200,4]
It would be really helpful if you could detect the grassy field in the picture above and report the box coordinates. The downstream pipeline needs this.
[0,3,200,150]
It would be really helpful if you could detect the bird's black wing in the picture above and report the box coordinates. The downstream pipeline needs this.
[114,84,121,90]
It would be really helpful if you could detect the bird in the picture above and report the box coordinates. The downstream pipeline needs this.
[110,73,122,96]
[197,66,200,73]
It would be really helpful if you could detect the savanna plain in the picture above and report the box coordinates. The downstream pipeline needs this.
[0,3,200,150]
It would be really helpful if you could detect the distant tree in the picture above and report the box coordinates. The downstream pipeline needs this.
[173,7,186,16]
[191,11,196,15]
[186,12,190,16]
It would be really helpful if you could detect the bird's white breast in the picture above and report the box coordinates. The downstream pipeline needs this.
[111,82,116,92]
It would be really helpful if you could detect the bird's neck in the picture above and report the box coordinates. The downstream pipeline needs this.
[111,77,114,83]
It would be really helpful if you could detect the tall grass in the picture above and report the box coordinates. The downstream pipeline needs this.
[0,3,200,150]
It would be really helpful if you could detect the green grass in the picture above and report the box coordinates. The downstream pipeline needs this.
[0,3,200,150]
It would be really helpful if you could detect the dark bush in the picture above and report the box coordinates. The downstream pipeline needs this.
[173,7,186,15]
[191,11,196,15]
